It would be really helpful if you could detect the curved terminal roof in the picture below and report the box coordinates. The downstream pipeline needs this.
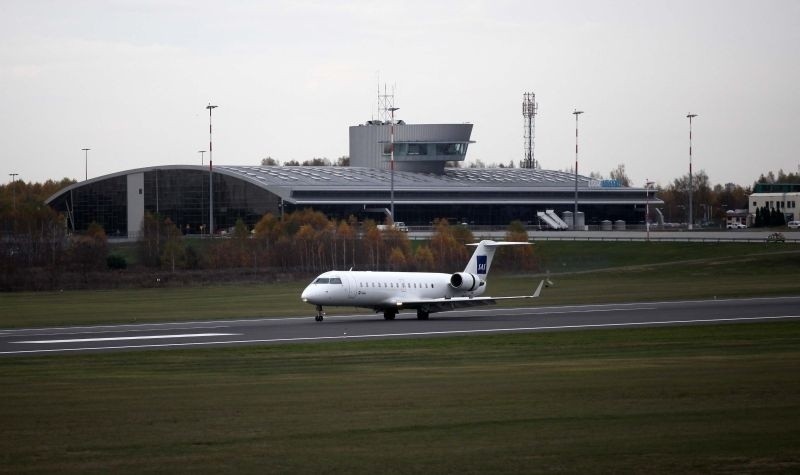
[217,165,656,206]
[47,165,658,207]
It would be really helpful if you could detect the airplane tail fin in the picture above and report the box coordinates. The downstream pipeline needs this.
[464,240,531,280]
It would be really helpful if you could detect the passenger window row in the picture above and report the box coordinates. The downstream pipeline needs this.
[358,282,434,289]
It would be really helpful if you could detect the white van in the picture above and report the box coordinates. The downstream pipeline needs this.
[788,221,800,229]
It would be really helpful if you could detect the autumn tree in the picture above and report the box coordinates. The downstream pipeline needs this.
[430,219,469,270]
[388,247,407,271]
[414,245,435,271]
[336,219,356,269]
[658,170,712,225]
[362,220,382,270]
[137,212,164,267]
[69,222,108,281]
[160,218,185,272]
[497,220,536,272]
[609,164,631,186]
[450,223,475,247]
[382,226,412,271]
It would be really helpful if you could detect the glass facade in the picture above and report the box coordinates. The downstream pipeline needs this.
[49,169,282,236]
[296,202,646,227]
[384,142,469,161]
[49,175,128,237]
[144,170,281,234]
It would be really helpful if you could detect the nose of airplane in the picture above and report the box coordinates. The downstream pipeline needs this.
[301,285,312,302]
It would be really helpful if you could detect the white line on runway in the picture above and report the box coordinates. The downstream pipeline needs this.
[12,333,239,344]
[3,295,798,335]
[4,325,235,338]
[1,315,797,355]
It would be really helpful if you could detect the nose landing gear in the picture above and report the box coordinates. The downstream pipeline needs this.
[315,305,325,322]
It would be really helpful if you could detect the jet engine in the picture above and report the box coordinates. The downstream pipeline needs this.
[449,272,482,291]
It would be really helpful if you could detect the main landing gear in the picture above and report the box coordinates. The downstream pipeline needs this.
[315,305,325,322]
[383,310,397,320]
[416,309,430,320]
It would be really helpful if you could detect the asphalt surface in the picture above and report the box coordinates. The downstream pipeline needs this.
[407,229,800,243]
[2,296,799,356]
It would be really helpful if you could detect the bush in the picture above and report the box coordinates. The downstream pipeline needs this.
[107,254,127,270]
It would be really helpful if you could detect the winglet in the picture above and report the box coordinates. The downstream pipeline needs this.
[532,279,545,298]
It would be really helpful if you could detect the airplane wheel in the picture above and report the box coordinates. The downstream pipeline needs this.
[383,311,396,320]
[417,310,429,320]
[315,315,323,322]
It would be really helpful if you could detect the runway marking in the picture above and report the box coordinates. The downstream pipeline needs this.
[1,315,797,355]
[4,325,234,339]
[2,295,798,335]
[12,333,239,344]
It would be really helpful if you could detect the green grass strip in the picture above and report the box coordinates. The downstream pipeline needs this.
[1,322,799,473]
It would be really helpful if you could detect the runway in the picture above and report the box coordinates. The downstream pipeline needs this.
[2,295,799,356]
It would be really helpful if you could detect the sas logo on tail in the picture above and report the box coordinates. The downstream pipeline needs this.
[477,255,487,274]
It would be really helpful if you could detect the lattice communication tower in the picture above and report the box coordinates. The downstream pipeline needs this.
[521,92,539,169]
[377,83,396,123]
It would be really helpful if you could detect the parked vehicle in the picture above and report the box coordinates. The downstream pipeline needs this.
[788,221,800,229]
[376,221,409,232]
[766,232,786,243]
[727,222,747,229]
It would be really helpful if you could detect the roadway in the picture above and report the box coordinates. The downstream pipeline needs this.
[408,229,800,243]
[2,296,798,356]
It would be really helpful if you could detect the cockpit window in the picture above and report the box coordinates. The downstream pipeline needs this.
[314,277,342,285]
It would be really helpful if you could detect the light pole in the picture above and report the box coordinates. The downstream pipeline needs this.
[198,150,207,235]
[722,204,728,228]
[206,104,217,236]
[9,173,18,212]
[573,109,584,230]
[645,180,654,241]
[687,113,697,230]
[389,106,399,223]
[82,148,90,180]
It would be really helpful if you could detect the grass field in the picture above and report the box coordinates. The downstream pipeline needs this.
[1,322,799,473]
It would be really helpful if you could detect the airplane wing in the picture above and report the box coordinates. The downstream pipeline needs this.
[394,280,546,313]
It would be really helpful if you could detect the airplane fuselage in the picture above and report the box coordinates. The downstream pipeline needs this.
[301,270,486,310]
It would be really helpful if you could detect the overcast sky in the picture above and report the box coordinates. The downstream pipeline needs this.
[2,0,799,188]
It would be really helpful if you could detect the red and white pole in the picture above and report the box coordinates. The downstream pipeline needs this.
[687,113,697,230]
[207,104,218,236]
[573,109,584,230]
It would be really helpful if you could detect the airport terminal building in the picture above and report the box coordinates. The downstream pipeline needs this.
[46,121,659,237]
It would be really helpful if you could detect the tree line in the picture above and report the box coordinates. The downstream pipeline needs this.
[137,209,537,275]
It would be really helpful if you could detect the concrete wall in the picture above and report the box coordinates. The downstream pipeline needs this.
[126,172,144,239]
[349,123,473,174]
[749,192,800,222]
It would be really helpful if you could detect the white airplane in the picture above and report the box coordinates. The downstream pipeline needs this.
[301,240,546,321]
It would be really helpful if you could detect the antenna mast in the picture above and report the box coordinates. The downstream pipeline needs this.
[521,92,538,169]
[377,83,395,122]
